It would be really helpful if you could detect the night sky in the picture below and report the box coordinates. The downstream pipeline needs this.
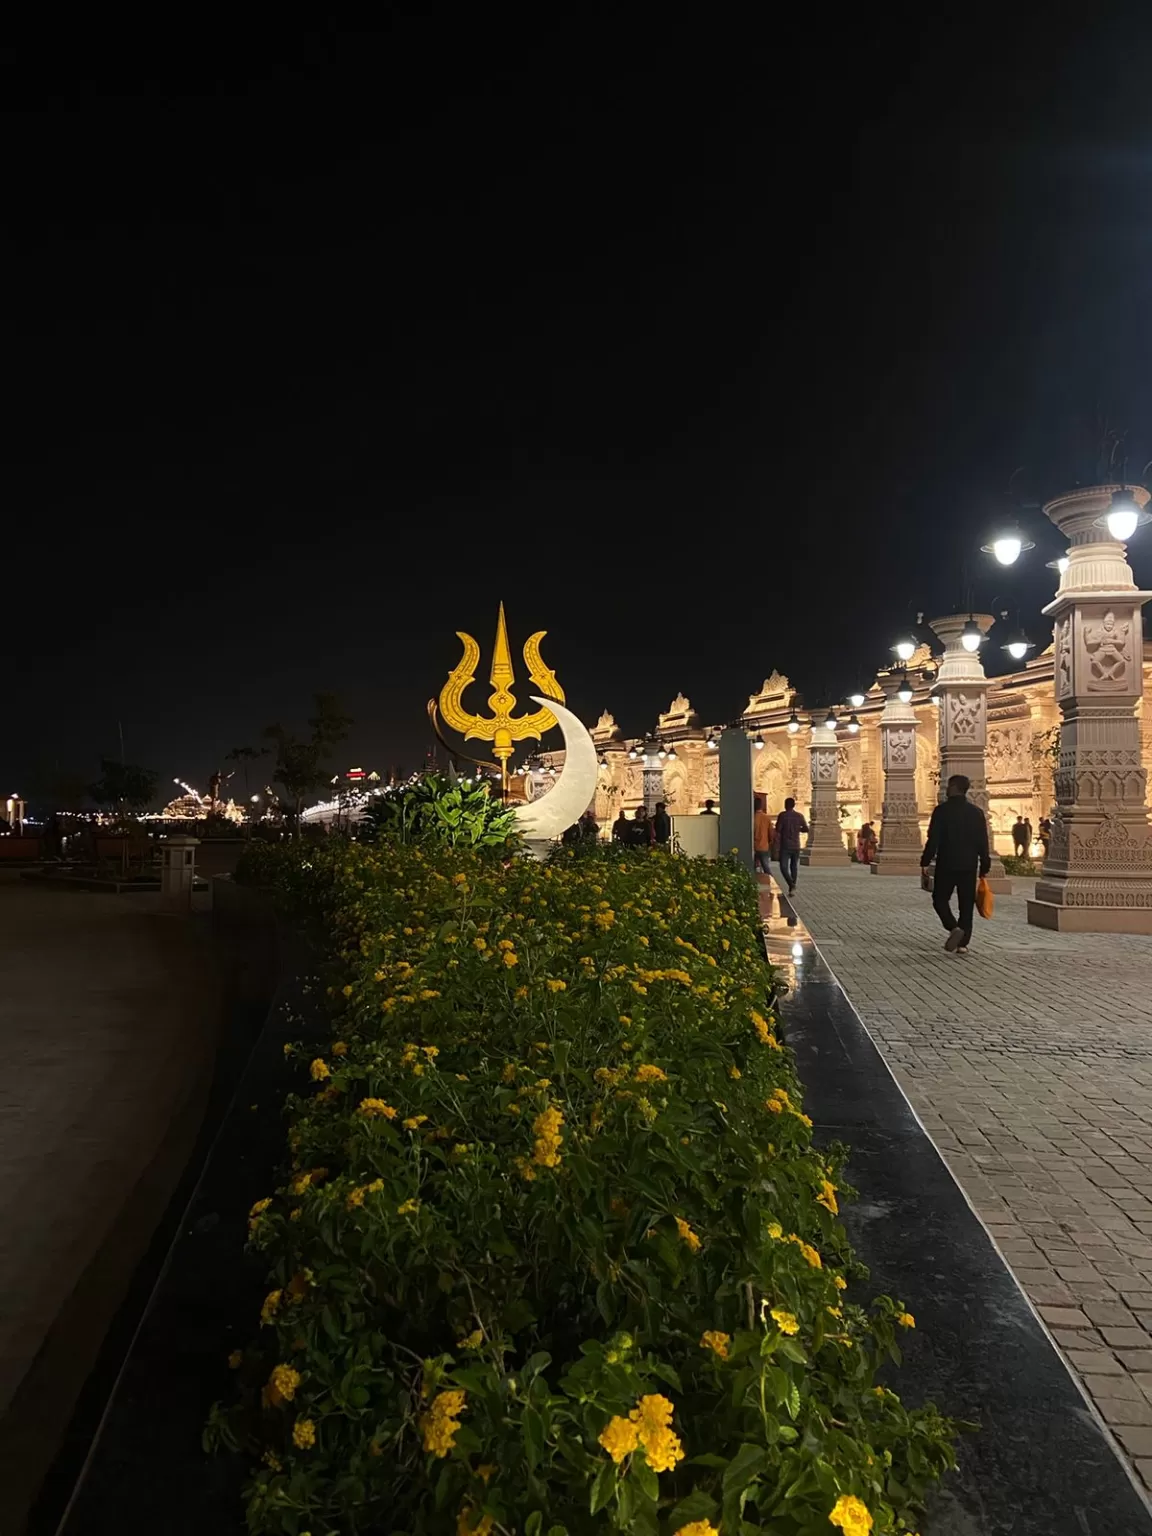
[6,19,1152,804]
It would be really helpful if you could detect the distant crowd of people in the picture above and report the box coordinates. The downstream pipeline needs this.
[610,801,672,847]
[1011,814,1050,858]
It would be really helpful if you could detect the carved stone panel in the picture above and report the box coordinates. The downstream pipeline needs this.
[943,690,985,747]
[882,727,914,771]
[1055,616,1073,700]
[1078,606,1136,696]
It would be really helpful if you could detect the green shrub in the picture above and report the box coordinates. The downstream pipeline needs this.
[360,773,520,850]
[210,842,957,1535]
[1000,855,1040,877]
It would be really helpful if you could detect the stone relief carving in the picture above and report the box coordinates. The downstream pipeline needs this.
[1055,617,1072,699]
[883,727,915,770]
[812,750,837,784]
[1083,609,1132,693]
[945,691,982,743]
[988,727,1029,784]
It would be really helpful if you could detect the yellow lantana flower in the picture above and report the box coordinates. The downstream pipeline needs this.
[771,1307,800,1335]
[310,1058,330,1081]
[598,1415,640,1462]
[292,1417,316,1450]
[829,1493,873,1535]
[896,1311,916,1328]
[358,1098,397,1119]
[675,1216,701,1253]
[634,1064,668,1083]
[699,1330,730,1358]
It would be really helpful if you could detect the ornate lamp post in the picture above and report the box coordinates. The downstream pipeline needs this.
[928,613,1010,892]
[803,720,850,865]
[872,672,922,876]
[1027,484,1152,932]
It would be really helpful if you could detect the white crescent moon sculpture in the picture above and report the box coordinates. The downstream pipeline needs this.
[514,695,600,843]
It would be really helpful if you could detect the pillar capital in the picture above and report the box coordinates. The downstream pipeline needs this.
[929,613,995,688]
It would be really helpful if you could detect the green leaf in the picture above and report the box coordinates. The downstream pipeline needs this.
[503,1299,537,1333]
[321,1305,342,1344]
[669,1489,720,1524]
[524,1351,553,1382]
[723,1442,768,1495]
[525,1515,543,1536]
[634,1455,660,1501]
[596,1281,615,1326]
[650,1360,683,1393]
[523,1406,546,1469]
[589,1462,615,1514]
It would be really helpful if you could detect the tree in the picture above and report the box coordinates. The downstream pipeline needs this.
[263,693,353,832]
[88,759,159,814]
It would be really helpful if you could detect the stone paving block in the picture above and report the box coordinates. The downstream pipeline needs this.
[1086,1372,1145,1400]
[1084,1301,1138,1327]
[1102,1328,1152,1350]
[1096,1397,1152,1428]
[1064,1349,1124,1374]
[1039,1306,1094,1329]
[1115,1426,1152,1459]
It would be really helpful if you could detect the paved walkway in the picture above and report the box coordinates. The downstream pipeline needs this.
[0,876,221,1531]
[791,865,1152,1491]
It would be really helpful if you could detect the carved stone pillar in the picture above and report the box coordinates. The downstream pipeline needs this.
[803,724,850,865]
[872,677,922,875]
[1028,485,1152,931]
[642,754,664,814]
[929,613,1010,893]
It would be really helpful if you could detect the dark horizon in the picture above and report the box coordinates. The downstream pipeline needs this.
[6,18,1152,801]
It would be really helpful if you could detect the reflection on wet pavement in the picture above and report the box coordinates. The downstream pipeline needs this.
[757,877,814,988]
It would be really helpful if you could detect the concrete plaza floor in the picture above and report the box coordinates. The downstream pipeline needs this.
[789,864,1152,1490]
[0,875,221,1531]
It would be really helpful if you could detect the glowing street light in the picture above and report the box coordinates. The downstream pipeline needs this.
[1097,487,1151,542]
[1046,555,1069,576]
[847,690,866,708]
[786,710,800,734]
[960,616,984,653]
[896,672,914,703]
[823,708,839,731]
[846,713,860,733]
[1002,626,1033,661]
[981,524,1035,566]
[753,732,765,751]
[892,634,917,662]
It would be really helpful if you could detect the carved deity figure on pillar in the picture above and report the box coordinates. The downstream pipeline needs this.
[1027,484,1152,933]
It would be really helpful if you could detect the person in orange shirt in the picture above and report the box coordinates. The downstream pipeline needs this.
[753,795,775,875]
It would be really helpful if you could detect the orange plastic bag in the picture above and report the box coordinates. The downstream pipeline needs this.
[975,876,994,920]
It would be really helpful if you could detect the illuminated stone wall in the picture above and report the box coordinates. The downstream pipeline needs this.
[540,648,1152,854]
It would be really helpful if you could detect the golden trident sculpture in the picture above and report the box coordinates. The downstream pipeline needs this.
[435,603,565,793]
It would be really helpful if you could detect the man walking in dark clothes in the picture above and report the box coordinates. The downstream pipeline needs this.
[921,774,991,955]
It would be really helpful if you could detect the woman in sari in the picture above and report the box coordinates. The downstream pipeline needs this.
[856,822,877,865]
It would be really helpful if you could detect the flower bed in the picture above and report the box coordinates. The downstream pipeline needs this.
[210,841,956,1535]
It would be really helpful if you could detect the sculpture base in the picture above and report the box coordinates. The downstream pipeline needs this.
[802,848,851,867]
[1027,898,1152,934]
[871,856,922,877]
